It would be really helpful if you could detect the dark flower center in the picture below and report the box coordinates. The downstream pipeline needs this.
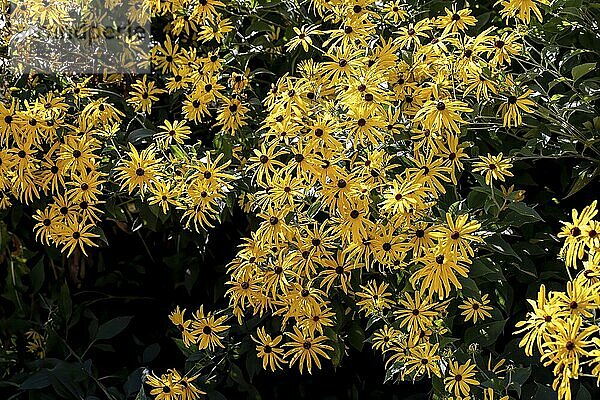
[565,341,575,351]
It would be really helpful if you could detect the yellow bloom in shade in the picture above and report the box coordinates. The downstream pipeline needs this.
[286,24,322,52]
[431,213,482,258]
[283,326,333,374]
[411,249,470,299]
[252,327,287,371]
[436,7,477,34]
[198,17,233,43]
[169,306,195,348]
[217,97,248,133]
[444,359,480,398]
[190,305,230,351]
[514,284,566,356]
[459,294,494,323]
[56,221,99,257]
[115,144,160,196]
[155,120,191,147]
[473,153,514,185]
[169,369,205,400]
[372,325,400,352]
[497,0,549,23]
[414,98,472,134]
[403,342,441,379]
[394,291,439,333]
[356,280,394,316]
[146,371,182,400]
[127,75,165,114]
[499,89,535,127]
[557,201,597,268]
[541,316,597,378]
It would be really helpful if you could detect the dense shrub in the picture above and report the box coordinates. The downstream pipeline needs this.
[0,1,599,400]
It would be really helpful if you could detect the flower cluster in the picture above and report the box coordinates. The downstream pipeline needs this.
[0,0,245,257]
[163,1,542,399]
[516,201,600,400]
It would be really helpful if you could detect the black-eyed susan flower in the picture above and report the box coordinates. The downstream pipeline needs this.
[459,294,494,323]
[283,326,333,374]
[252,327,287,371]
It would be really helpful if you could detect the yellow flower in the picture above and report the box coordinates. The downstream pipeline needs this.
[252,327,287,371]
[115,143,160,196]
[286,24,322,52]
[473,153,514,185]
[497,0,549,23]
[414,98,472,134]
[190,305,230,351]
[499,89,535,127]
[444,359,480,398]
[127,75,165,114]
[436,7,477,34]
[459,294,494,323]
[283,326,333,374]
[431,213,482,258]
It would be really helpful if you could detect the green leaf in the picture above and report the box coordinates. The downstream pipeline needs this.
[565,166,599,198]
[464,319,507,347]
[506,367,531,397]
[485,234,521,261]
[21,370,51,389]
[384,361,403,383]
[135,387,148,400]
[96,316,133,340]
[128,128,154,144]
[31,258,45,293]
[142,343,160,363]
[58,283,72,322]
[572,62,597,82]
[207,390,228,400]
[347,321,365,351]
[507,202,543,222]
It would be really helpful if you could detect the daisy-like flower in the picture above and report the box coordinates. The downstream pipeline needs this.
[444,359,480,398]
[283,326,333,374]
[146,371,182,400]
[557,201,597,268]
[413,98,473,134]
[115,143,160,196]
[286,24,322,52]
[190,305,230,351]
[473,153,514,185]
[127,75,165,114]
[252,327,287,371]
[459,294,494,323]
[499,89,535,127]
[155,120,191,147]
[497,0,549,23]
[431,213,483,258]
[436,7,477,34]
